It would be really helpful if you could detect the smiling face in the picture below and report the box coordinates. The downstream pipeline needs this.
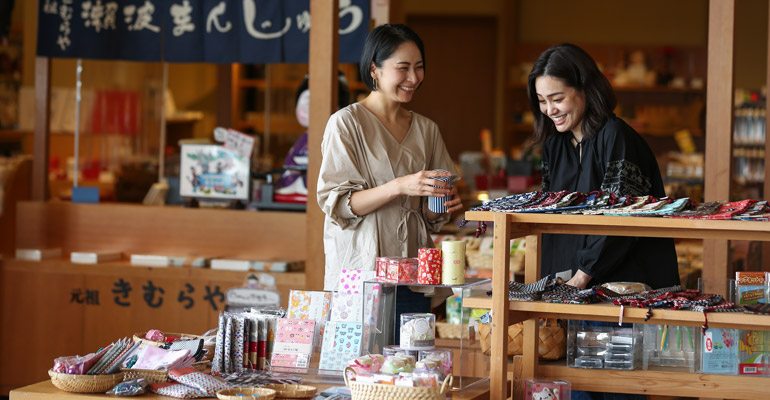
[535,75,586,138]
[371,41,424,103]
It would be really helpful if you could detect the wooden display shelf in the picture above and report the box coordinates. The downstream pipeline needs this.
[462,298,770,331]
[537,364,768,400]
[463,210,770,400]
[464,211,770,241]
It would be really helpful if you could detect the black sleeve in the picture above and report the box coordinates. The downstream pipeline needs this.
[576,118,665,281]
[540,138,552,192]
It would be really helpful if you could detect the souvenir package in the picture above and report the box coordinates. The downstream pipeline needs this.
[642,325,697,372]
[524,379,571,400]
[441,241,466,285]
[318,321,363,371]
[701,328,738,375]
[418,348,453,378]
[738,329,770,376]
[270,319,315,369]
[287,290,332,348]
[735,272,768,305]
[331,269,377,323]
[400,313,436,350]
[667,201,723,219]
[417,248,442,285]
[703,199,756,220]
[375,257,419,283]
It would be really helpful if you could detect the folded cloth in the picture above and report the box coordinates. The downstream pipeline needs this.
[132,345,191,370]
[168,367,229,396]
[506,276,555,301]
[163,339,204,360]
[150,382,208,399]
[541,284,599,304]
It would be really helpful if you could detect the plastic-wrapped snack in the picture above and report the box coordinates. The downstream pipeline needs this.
[601,282,651,295]
[106,378,149,396]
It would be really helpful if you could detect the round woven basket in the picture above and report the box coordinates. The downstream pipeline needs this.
[48,370,124,393]
[217,387,277,400]
[132,331,215,361]
[121,360,209,384]
[478,318,566,359]
[435,321,468,339]
[264,383,317,399]
[344,367,452,400]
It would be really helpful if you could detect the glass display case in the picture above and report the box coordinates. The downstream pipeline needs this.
[362,277,492,390]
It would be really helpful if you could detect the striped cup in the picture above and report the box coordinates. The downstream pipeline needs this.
[428,169,452,213]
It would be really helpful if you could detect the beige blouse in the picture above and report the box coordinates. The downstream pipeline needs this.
[317,103,457,290]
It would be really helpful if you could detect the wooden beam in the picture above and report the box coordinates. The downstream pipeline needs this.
[32,57,51,201]
[307,0,339,290]
[703,0,735,296]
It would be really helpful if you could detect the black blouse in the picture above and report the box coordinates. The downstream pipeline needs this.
[540,115,680,289]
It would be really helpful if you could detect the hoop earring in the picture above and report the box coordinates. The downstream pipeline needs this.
[373,78,378,91]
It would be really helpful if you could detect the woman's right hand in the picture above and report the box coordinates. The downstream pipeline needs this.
[394,170,452,197]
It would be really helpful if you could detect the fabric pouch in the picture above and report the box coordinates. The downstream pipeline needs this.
[150,382,208,399]
[168,367,229,395]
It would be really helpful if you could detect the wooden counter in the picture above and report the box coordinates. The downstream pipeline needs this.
[10,378,497,400]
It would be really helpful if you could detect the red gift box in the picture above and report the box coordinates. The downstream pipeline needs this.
[418,259,442,285]
[376,257,419,283]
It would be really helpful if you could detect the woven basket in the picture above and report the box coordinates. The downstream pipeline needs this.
[48,370,124,393]
[435,321,468,339]
[132,331,215,361]
[217,387,277,400]
[121,360,209,384]
[263,383,317,399]
[477,318,566,359]
[344,367,451,400]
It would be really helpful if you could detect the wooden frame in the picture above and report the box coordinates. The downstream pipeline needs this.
[464,211,770,400]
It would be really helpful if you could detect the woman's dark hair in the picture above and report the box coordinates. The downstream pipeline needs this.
[359,24,425,91]
[527,43,616,144]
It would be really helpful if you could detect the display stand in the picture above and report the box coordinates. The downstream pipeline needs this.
[462,211,770,400]
[363,278,492,390]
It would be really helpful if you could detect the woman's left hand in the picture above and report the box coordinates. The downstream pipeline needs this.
[566,269,592,289]
[444,186,463,214]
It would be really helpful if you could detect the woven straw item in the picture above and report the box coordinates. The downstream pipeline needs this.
[121,360,209,384]
[48,370,124,393]
[217,387,277,400]
[344,367,452,400]
[435,321,469,339]
[478,318,566,359]
[264,383,317,398]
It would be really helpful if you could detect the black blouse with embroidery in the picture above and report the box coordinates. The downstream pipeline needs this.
[540,115,680,289]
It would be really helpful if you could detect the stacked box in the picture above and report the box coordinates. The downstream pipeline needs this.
[568,321,641,370]
[375,257,419,283]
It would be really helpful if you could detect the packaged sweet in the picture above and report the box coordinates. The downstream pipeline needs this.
[600,282,651,295]
[106,378,149,396]
[400,313,436,350]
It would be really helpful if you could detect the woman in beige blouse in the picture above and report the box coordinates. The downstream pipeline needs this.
[317,24,462,290]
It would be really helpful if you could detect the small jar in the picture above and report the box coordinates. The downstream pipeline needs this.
[419,348,453,378]
[400,313,436,350]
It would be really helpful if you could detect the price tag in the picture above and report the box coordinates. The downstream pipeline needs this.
[223,128,255,158]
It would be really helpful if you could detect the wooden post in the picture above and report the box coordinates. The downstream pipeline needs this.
[491,213,511,400]
[306,0,339,291]
[216,64,233,128]
[702,0,735,297]
[32,56,51,202]
[764,0,770,270]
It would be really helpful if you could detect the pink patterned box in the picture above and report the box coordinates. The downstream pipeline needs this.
[287,290,332,347]
[376,257,418,283]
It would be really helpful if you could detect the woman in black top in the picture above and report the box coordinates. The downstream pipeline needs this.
[528,43,679,290]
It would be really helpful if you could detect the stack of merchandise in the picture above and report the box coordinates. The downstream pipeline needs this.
[735,271,770,376]
[211,310,281,374]
[463,190,770,221]
[318,269,373,371]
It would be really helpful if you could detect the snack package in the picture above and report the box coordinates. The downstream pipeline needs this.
[106,378,149,396]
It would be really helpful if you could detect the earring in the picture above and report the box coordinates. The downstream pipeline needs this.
[373,78,378,91]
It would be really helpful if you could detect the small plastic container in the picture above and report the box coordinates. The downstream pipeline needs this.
[524,379,571,400]
[419,348,453,378]
[400,313,436,350]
